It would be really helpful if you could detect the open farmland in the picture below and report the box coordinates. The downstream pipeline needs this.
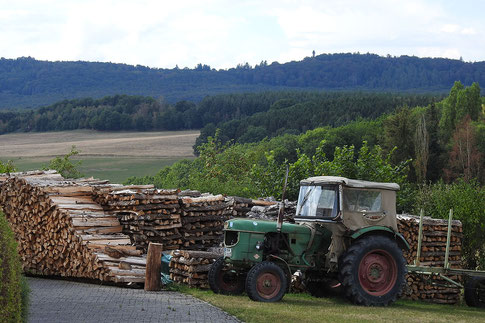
[0,130,199,183]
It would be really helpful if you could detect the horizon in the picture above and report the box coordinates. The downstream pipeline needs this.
[2,51,481,72]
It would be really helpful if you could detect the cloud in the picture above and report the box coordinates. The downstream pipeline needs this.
[1,0,485,68]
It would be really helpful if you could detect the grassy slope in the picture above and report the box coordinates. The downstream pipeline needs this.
[8,156,192,184]
[179,288,485,323]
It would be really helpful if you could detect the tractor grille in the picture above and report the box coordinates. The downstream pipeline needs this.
[224,230,239,246]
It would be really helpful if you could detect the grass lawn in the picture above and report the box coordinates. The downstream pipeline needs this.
[8,156,192,184]
[179,287,485,323]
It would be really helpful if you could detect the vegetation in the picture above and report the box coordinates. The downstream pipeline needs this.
[180,286,485,323]
[0,160,16,173]
[0,92,436,138]
[127,81,485,268]
[1,53,484,109]
[43,146,83,179]
[0,211,28,322]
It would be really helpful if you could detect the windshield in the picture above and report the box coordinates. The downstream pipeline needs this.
[296,185,338,218]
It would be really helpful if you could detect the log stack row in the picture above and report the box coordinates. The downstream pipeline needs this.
[397,214,463,304]
[0,171,146,284]
[179,194,231,249]
[92,185,182,252]
[169,249,221,288]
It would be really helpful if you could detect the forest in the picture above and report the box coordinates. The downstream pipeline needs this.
[0,91,437,140]
[124,81,485,270]
[1,53,485,109]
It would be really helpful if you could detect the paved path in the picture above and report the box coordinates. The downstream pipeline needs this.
[28,277,240,323]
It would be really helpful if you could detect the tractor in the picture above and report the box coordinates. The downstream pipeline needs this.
[209,176,410,306]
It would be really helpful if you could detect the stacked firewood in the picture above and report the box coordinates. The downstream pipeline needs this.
[92,185,182,252]
[397,214,463,304]
[0,170,146,283]
[223,196,253,217]
[169,250,220,288]
[179,194,231,249]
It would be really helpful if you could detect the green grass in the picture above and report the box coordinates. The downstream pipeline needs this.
[178,287,485,323]
[7,156,192,184]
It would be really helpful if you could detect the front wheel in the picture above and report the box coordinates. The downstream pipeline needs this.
[339,235,406,306]
[246,261,288,302]
[208,257,245,295]
[464,276,485,308]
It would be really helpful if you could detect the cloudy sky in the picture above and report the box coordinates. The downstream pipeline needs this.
[1,0,484,69]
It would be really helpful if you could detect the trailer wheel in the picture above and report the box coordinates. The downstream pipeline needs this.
[246,261,287,302]
[464,276,485,308]
[208,257,245,295]
[339,235,406,306]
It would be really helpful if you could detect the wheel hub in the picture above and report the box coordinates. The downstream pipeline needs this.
[256,272,281,299]
[358,249,397,296]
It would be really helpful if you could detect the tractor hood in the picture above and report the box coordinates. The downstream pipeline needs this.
[224,218,311,235]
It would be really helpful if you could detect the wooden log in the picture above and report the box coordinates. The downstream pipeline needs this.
[145,243,163,291]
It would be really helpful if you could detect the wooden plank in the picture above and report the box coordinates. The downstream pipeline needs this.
[72,217,120,227]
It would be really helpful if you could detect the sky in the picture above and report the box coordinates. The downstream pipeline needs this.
[1,0,484,70]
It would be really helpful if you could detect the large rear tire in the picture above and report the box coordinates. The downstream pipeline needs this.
[339,235,406,306]
[464,276,485,308]
[208,257,245,295]
[246,261,288,302]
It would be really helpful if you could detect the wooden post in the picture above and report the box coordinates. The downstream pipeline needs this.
[145,242,163,291]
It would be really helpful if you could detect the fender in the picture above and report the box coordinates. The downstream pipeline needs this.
[350,226,410,250]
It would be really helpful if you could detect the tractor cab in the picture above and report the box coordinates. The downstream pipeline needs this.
[294,176,400,232]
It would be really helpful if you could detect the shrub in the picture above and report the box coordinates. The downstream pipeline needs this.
[43,145,83,179]
[0,211,23,322]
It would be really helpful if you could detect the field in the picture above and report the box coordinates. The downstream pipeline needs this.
[0,130,199,183]
[180,288,485,323]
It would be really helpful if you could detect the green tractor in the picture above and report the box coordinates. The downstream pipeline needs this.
[209,176,410,306]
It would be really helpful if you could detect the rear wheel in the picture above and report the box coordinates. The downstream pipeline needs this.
[339,235,406,306]
[208,257,245,295]
[464,276,485,308]
[246,261,288,302]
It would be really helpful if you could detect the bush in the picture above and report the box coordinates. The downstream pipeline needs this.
[43,145,83,179]
[0,160,16,173]
[0,211,23,322]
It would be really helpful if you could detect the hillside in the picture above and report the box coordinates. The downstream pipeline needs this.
[1,53,484,109]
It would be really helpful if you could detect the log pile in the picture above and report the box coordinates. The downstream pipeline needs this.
[397,214,463,304]
[179,194,231,249]
[92,185,182,252]
[169,250,221,288]
[0,170,146,284]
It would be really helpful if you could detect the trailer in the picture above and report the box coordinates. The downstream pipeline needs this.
[406,209,485,308]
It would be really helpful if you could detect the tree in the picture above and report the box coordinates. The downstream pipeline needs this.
[414,113,429,183]
[444,117,483,182]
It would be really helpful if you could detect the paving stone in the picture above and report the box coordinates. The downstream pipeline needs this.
[28,277,240,323]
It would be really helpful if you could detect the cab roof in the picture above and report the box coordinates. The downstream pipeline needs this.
[300,176,400,191]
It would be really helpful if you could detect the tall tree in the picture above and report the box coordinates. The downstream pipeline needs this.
[414,113,429,183]
[445,117,483,182]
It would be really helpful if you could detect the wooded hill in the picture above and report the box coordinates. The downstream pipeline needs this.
[0,92,438,138]
[1,53,484,109]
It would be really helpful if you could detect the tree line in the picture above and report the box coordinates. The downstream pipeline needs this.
[1,53,484,109]
[0,91,437,137]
